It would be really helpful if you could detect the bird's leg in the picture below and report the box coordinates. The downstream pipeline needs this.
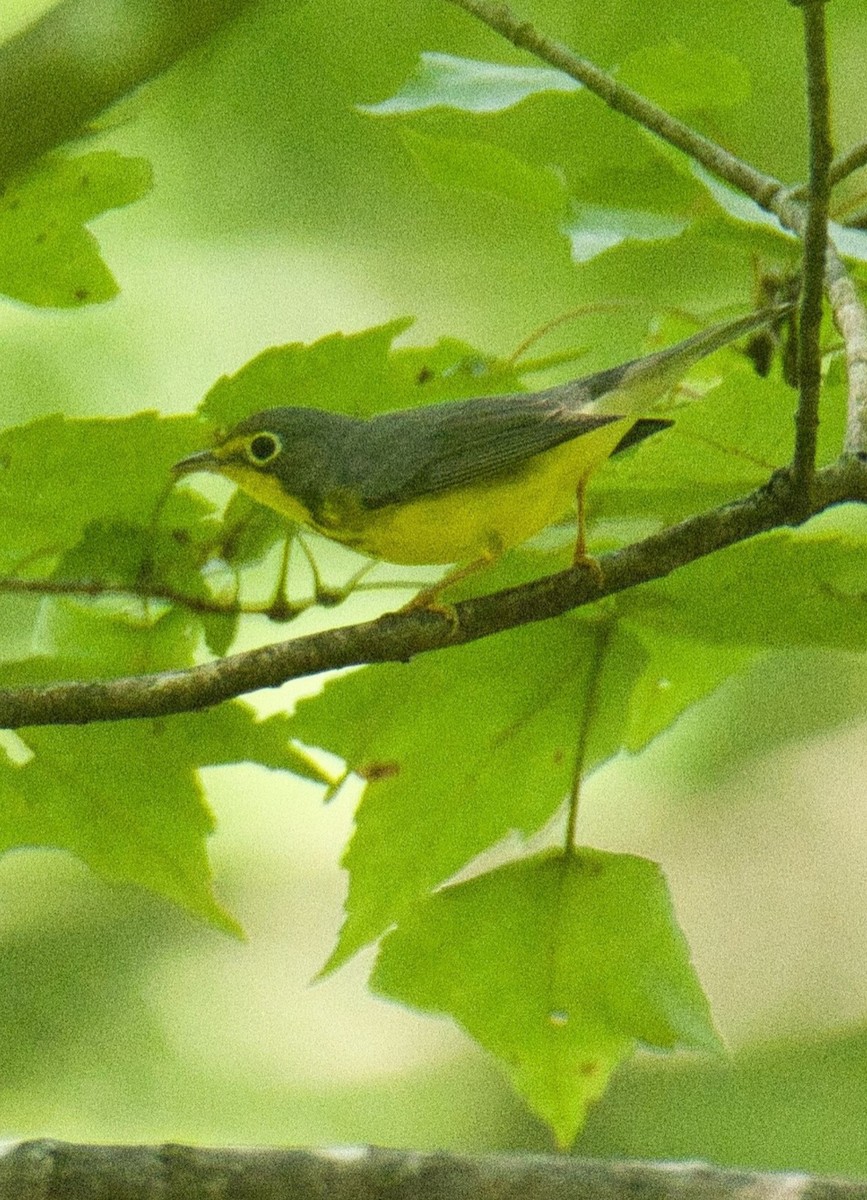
[573,476,604,586]
[399,542,502,618]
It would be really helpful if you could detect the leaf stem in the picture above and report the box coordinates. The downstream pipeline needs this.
[266,535,296,619]
[506,302,627,365]
[564,616,613,854]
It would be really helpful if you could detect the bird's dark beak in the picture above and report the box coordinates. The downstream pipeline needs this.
[172,449,220,478]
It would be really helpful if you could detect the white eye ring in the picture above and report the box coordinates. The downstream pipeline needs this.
[246,432,281,464]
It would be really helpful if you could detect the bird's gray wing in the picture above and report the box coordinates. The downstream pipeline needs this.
[352,392,627,510]
[347,307,789,509]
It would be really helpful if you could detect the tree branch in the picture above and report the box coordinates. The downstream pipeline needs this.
[790,0,833,503]
[1,459,865,730]
[0,1142,864,1200]
[828,140,867,189]
[444,0,786,212]
[0,0,271,184]
[832,272,867,455]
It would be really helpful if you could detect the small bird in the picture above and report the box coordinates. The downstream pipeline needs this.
[174,306,789,610]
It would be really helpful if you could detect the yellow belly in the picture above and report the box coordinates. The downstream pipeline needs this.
[347,417,634,565]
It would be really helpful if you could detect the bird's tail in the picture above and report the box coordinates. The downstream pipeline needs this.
[567,303,794,416]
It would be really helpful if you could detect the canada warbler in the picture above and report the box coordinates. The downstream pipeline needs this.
[173,306,789,608]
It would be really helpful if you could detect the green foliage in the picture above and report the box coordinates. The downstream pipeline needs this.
[0,412,203,571]
[615,42,752,113]
[290,613,648,970]
[564,203,690,264]
[4,305,865,1140]
[0,646,333,932]
[372,849,719,1147]
[220,490,290,568]
[591,345,846,524]
[360,52,581,115]
[200,320,414,426]
[620,628,758,754]
[0,708,236,933]
[401,128,568,216]
[399,127,692,265]
[364,45,802,299]
[621,532,867,649]
[0,151,152,307]
[199,319,529,430]
[2,0,865,1151]
[1,712,294,936]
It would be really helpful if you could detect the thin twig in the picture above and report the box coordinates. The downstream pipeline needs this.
[829,140,867,190]
[0,572,413,621]
[564,616,613,853]
[444,0,786,210]
[0,575,244,617]
[789,140,867,199]
[790,0,833,502]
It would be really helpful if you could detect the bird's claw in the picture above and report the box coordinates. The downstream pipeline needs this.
[397,588,460,626]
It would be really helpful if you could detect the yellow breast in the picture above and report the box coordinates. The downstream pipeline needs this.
[346,417,634,565]
[219,465,315,525]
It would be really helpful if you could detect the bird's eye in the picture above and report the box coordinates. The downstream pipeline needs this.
[247,433,281,464]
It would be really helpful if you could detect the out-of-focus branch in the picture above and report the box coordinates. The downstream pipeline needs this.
[0,0,271,183]
[0,1142,865,1200]
[828,140,867,189]
[829,264,867,455]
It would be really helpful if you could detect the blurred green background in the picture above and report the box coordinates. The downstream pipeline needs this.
[2,0,867,1171]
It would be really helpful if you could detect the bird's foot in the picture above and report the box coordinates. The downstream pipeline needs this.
[397,586,459,626]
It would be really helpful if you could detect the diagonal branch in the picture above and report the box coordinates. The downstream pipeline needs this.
[444,0,786,212]
[1,458,865,730]
[829,139,867,190]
